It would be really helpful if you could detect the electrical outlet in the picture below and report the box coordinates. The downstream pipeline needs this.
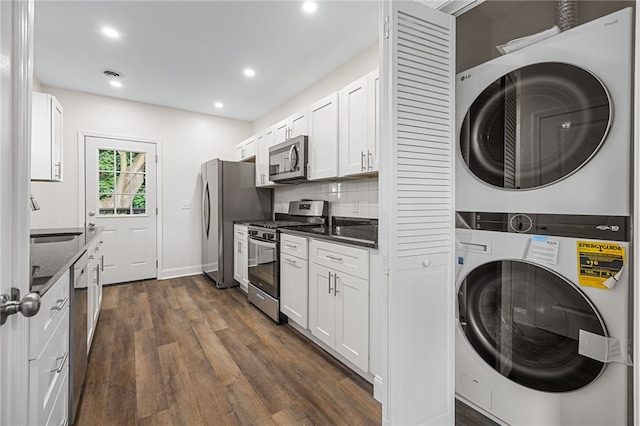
[182,201,191,210]
[352,200,359,213]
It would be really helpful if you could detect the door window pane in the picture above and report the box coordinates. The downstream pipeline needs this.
[97,149,146,216]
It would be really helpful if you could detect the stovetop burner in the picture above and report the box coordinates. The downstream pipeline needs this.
[248,220,313,229]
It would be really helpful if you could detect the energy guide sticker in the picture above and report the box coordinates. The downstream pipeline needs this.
[577,241,625,290]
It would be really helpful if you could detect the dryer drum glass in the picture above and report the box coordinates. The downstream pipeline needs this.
[458,260,606,392]
[460,62,610,190]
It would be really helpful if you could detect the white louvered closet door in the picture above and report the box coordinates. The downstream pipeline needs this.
[380,1,455,425]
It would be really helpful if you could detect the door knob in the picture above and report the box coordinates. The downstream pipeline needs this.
[88,221,95,228]
[1,288,41,325]
[88,211,96,217]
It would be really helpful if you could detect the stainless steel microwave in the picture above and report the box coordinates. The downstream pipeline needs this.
[269,135,308,182]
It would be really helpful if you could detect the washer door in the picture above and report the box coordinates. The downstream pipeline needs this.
[458,260,606,392]
[460,62,610,189]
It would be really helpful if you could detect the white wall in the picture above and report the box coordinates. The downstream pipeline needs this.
[251,43,379,134]
[30,87,251,278]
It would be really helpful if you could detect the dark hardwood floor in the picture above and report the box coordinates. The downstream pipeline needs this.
[76,275,497,426]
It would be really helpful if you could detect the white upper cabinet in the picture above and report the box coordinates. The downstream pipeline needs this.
[255,126,276,187]
[274,108,308,145]
[31,92,63,181]
[235,136,256,161]
[367,69,380,173]
[339,70,379,177]
[308,92,339,180]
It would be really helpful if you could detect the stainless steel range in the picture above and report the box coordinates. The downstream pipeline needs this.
[247,200,327,323]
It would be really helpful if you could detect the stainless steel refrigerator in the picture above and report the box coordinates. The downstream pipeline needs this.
[201,159,271,288]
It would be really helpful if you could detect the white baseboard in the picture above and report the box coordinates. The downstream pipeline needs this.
[160,265,202,280]
[374,375,385,404]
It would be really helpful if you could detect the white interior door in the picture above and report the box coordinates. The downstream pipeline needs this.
[85,136,157,285]
[1,1,33,424]
[380,1,456,425]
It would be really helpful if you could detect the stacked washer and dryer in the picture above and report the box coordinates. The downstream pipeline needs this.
[454,7,633,426]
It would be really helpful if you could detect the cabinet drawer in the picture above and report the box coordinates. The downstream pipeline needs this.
[310,239,369,280]
[30,269,70,360]
[29,308,70,426]
[234,224,248,240]
[45,366,69,426]
[281,234,308,260]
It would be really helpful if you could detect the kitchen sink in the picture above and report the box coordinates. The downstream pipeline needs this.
[31,232,82,244]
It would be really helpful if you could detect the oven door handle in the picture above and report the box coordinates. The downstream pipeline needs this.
[248,238,277,249]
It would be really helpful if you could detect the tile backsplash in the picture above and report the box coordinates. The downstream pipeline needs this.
[273,177,378,219]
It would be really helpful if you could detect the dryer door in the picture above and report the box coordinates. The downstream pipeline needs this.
[458,260,606,392]
[460,62,610,190]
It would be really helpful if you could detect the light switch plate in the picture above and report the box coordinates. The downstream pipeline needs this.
[182,201,191,210]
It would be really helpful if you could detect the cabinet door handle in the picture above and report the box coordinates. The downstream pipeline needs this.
[285,244,297,249]
[368,150,373,170]
[285,258,297,265]
[54,162,61,179]
[326,254,343,262]
[101,255,104,272]
[50,351,69,373]
[50,296,68,311]
[334,274,339,296]
[361,151,366,171]
[328,272,333,294]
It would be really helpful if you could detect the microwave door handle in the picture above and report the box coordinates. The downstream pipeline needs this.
[249,238,277,249]
[288,145,297,171]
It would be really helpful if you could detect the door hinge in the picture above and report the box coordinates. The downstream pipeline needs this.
[384,16,391,39]
[156,260,158,268]
[382,255,390,275]
[156,207,158,215]
[155,154,158,163]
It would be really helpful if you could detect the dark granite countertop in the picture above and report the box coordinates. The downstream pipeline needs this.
[30,227,103,296]
[281,217,378,249]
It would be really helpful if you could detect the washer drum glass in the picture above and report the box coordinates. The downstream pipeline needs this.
[460,63,610,190]
[458,260,606,392]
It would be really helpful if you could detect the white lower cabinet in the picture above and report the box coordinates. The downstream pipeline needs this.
[87,235,104,350]
[234,225,250,291]
[280,234,309,328]
[29,307,70,425]
[309,239,369,372]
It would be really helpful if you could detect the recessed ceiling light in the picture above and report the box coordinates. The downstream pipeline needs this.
[214,102,223,109]
[102,27,120,39]
[103,70,123,88]
[244,68,255,78]
[303,2,317,13]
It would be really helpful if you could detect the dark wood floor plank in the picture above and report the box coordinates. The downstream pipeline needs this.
[191,319,242,386]
[134,328,168,419]
[157,342,206,425]
[226,376,278,426]
[217,327,295,415]
[137,409,173,426]
[134,290,154,332]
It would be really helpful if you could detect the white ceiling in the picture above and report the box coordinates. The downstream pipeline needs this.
[33,1,379,122]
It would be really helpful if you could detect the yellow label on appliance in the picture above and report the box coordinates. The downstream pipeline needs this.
[576,241,625,290]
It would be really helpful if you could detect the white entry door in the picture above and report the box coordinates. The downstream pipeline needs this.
[85,136,157,284]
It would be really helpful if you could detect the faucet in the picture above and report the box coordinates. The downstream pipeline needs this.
[30,193,40,211]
